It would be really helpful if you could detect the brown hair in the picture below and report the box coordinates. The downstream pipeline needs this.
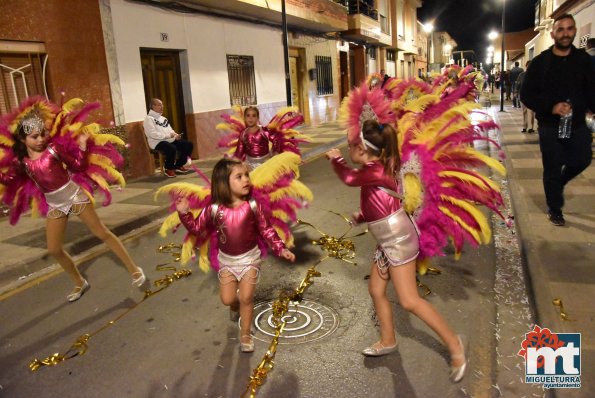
[361,119,400,175]
[243,106,260,119]
[211,157,246,205]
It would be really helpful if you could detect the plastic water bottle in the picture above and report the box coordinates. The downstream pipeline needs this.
[557,101,572,139]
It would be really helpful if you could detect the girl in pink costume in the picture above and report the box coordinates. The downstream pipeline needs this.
[234,106,280,169]
[326,120,467,383]
[175,157,296,352]
[1,106,146,302]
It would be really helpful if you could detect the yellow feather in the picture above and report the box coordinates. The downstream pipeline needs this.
[31,196,41,218]
[250,152,301,187]
[438,205,482,244]
[159,212,181,236]
[154,182,210,201]
[402,173,423,214]
[198,241,211,273]
[0,136,14,147]
[442,195,491,243]
[416,257,430,275]
[438,170,500,191]
[181,235,196,265]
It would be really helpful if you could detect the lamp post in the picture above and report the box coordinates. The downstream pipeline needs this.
[423,23,434,77]
[281,0,291,106]
[499,0,506,112]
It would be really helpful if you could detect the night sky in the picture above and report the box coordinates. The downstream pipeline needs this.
[417,0,535,65]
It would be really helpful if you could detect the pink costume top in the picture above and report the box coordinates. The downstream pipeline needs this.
[178,199,286,257]
[234,127,279,160]
[23,143,87,192]
[330,157,400,223]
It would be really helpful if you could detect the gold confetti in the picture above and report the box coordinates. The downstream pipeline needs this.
[552,298,572,321]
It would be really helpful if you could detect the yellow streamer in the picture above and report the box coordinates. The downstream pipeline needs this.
[552,298,573,321]
[242,212,362,397]
[29,243,192,371]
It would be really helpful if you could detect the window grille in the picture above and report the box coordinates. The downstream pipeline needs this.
[226,55,257,106]
[387,50,395,61]
[315,55,333,96]
[0,52,46,114]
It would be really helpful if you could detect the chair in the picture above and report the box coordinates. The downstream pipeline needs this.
[150,148,165,175]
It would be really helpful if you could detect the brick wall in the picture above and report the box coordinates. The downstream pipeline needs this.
[0,0,114,121]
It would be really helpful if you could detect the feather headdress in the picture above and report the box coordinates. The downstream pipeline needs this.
[339,82,395,145]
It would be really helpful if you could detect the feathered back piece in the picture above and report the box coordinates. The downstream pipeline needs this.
[0,96,126,224]
[216,106,309,156]
[396,85,506,265]
[383,78,433,118]
[339,82,395,145]
[156,152,313,273]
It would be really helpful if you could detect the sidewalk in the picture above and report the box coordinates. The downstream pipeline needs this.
[0,121,346,294]
[488,95,594,398]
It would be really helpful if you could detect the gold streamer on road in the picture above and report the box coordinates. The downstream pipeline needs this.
[29,243,191,371]
[552,298,573,321]
[242,213,363,398]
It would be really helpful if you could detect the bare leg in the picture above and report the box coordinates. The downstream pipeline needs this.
[219,272,239,310]
[389,260,464,367]
[46,215,85,286]
[367,262,397,348]
[238,269,258,339]
[76,205,141,276]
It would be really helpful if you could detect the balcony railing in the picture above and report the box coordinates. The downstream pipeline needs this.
[333,0,378,20]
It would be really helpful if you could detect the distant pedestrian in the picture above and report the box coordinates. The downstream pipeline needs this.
[0,97,146,302]
[520,14,595,226]
[509,61,524,107]
[326,119,466,383]
[380,68,390,88]
[174,157,297,353]
[144,98,194,178]
[516,61,535,133]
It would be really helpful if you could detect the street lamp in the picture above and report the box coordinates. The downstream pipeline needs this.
[499,0,506,112]
[423,22,434,77]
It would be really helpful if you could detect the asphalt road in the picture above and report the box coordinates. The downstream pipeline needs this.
[0,153,545,398]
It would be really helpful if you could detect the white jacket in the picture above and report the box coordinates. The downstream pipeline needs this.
[143,110,175,149]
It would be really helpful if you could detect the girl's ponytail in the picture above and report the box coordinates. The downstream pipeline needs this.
[360,119,400,175]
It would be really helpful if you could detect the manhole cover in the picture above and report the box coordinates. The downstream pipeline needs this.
[248,300,339,344]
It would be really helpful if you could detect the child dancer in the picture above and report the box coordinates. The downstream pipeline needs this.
[0,102,146,302]
[326,120,467,382]
[233,106,279,169]
[175,157,296,352]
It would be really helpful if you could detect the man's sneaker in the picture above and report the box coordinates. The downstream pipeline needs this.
[548,212,565,226]
[176,166,191,174]
[521,128,527,133]
[528,129,535,133]
[165,169,176,178]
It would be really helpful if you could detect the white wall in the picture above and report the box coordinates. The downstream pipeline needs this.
[109,0,286,122]
[573,2,595,47]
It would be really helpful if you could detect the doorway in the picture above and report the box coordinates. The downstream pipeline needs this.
[140,49,186,137]
[339,51,349,99]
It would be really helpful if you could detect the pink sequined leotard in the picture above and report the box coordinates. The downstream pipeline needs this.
[179,199,286,279]
[331,157,419,268]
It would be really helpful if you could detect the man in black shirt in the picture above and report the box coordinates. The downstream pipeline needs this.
[520,14,595,226]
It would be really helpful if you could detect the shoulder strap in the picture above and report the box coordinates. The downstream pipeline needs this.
[378,186,403,200]
[248,198,258,214]
[210,203,219,219]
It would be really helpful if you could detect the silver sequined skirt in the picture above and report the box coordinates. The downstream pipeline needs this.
[45,180,90,219]
[368,208,420,268]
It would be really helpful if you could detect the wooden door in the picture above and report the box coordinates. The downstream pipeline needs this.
[140,49,186,137]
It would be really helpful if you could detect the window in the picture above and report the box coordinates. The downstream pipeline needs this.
[367,47,377,60]
[387,50,395,62]
[226,55,257,106]
[315,55,333,96]
[0,50,47,114]
[528,46,535,60]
